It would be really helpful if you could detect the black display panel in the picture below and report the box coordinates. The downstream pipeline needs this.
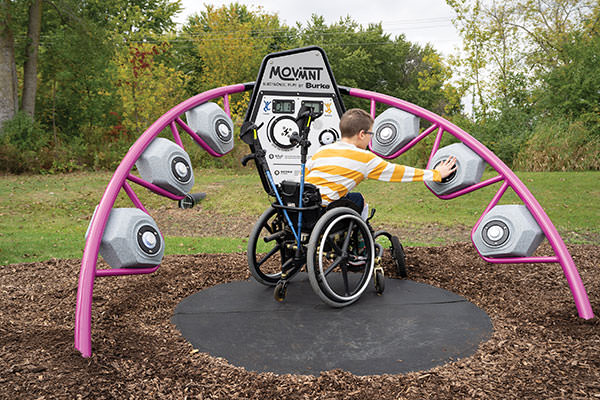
[273,99,295,114]
[302,100,323,116]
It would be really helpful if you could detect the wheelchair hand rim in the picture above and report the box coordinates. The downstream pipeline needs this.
[316,213,374,302]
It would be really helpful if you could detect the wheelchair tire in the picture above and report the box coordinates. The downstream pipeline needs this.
[390,236,407,278]
[248,206,301,286]
[307,207,375,307]
[375,270,385,295]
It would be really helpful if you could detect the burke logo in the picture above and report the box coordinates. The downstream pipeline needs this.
[269,66,323,81]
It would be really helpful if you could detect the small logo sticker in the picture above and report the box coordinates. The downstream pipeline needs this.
[263,100,271,112]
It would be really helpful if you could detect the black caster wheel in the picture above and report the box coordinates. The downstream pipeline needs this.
[274,281,288,302]
[390,236,407,278]
[375,270,385,295]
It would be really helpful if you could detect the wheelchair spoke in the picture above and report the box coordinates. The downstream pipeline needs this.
[341,265,350,296]
[341,221,355,253]
[326,236,342,254]
[257,243,281,267]
[323,256,342,276]
[264,223,274,235]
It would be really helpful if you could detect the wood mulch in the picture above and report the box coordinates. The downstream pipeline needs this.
[0,242,598,399]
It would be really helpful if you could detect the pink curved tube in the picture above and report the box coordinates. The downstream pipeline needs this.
[75,84,248,357]
[351,87,593,320]
[76,83,593,359]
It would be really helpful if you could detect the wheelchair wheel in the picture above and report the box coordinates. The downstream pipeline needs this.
[375,270,385,294]
[248,206,300,286]
[307,207,374,307]
[390,236,407,278]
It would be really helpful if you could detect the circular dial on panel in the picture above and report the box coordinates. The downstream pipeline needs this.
[482,220,510,247]
[137,225,161,255]
[214,118,232,142]
[318,129,339,146]
[375,123,397,145]
[269,116,298,149]
[170,156,192,183]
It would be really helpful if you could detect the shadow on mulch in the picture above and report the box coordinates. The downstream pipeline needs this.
[0,243,598,399]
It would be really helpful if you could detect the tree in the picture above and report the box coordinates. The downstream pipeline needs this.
[537,28,600,117]
[21,0,42,118]
[447,0,597,115]
[0,0,19,129]
[183,3,296,120]
[297,15,460,116]
[114,41,190,134]
[447,0,598,168]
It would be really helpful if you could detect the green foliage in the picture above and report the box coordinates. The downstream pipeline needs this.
[36,21,118,140]
[470,106,534,166]
[447,0,596,116]
[514,114,600,171]
[536,32,600,118]
[81,0,182,38]
[0,111,48,150]
[297,16,461,116]
[183,3,295,122]
[447,0,598,170]
[2,0,185,173]
[4,0,598,174]
[114,41,190,134]
[0,111,51,173]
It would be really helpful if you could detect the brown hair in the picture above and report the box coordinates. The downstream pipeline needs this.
[339,108,374,138]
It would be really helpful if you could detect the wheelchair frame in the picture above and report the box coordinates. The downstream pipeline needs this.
[241,107,397,307]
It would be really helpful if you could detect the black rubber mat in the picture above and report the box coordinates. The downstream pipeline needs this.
[172,274,492,376]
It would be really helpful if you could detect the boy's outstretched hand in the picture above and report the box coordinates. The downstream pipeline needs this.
[435,156,458,179]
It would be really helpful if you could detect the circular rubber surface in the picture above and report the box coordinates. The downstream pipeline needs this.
[172,274,492,376]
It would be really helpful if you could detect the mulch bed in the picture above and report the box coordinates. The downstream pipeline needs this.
[0,243,598,399]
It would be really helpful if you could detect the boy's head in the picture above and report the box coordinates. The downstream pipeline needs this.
[340,108,374,138]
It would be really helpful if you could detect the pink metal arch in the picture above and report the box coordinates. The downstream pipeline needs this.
[74,84,248,358]
[352,87,593,321]
[75,84,593,359]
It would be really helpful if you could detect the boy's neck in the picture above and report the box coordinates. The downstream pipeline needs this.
[341,136,366,149]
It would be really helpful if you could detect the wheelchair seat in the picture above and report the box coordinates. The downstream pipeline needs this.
[326,198,362,215]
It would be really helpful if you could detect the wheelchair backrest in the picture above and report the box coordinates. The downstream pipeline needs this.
[277,180,323,232]
[243,46,346,190]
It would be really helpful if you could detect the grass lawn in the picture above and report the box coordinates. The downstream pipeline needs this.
[0,169,598,265]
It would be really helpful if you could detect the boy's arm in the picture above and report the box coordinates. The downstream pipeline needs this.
[367,158,442,183]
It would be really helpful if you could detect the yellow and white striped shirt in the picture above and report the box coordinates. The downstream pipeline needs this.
[305,141,441,205]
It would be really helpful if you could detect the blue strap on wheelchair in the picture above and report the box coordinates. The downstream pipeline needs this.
[295,114,312,248]
[296,163,306,247]
[265,170,300,244]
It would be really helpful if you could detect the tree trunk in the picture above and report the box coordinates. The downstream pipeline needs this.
[52,79,57,143]
[0,0,18,131]
[22,0,43,119]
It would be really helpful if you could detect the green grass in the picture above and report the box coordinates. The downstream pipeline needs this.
[1,170,598,265]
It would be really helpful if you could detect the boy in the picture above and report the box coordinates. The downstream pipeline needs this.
[305,108,457,219]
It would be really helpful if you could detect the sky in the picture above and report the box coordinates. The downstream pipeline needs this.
[174,0,463,57]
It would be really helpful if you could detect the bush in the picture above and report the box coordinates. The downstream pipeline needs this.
[514,114,600,171]
[0,112,53,173]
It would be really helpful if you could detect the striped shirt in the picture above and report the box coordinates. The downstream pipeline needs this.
[305,141,441,205]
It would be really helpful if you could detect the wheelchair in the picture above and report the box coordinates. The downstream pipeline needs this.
[241,106,407,307]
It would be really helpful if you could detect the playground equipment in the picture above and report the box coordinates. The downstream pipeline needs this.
[75,46,594,358]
